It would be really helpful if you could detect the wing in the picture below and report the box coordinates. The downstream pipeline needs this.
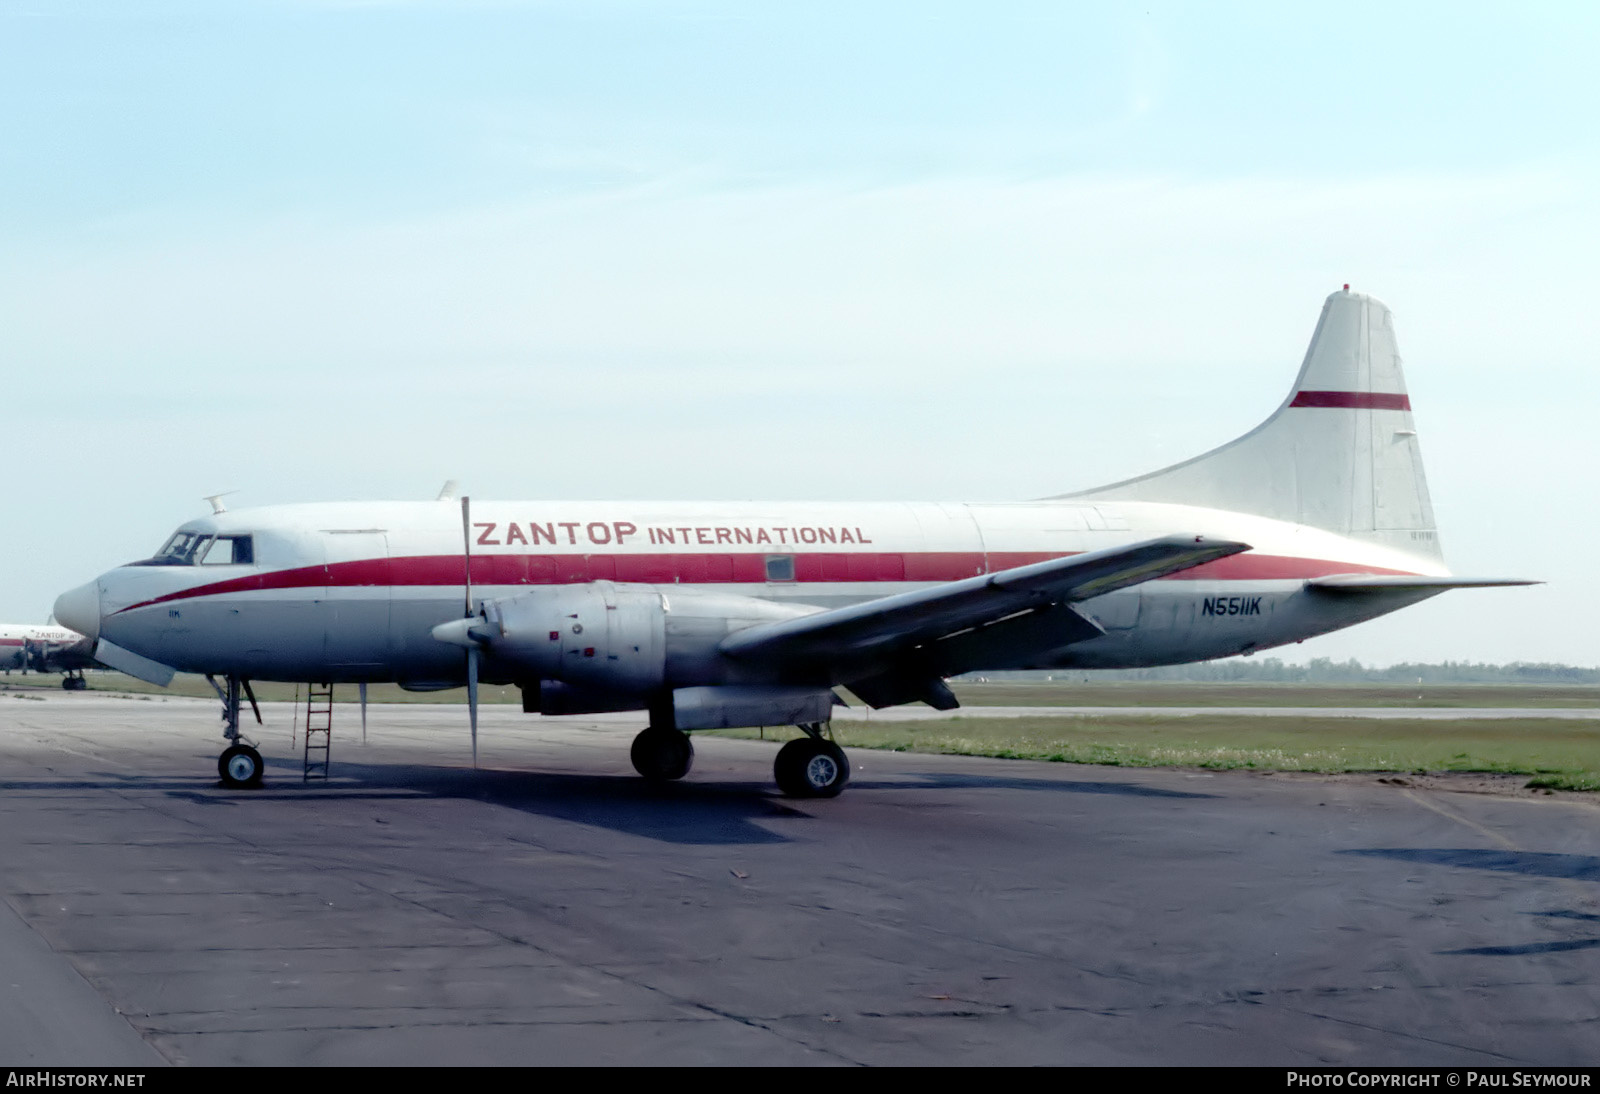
[721,534,1251,708]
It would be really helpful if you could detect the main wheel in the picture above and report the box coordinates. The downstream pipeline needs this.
[630,727,694,781]
[774,737,850,798]
[218,744,264,789]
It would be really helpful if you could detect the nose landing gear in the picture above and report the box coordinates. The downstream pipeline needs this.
[209,674,264,789]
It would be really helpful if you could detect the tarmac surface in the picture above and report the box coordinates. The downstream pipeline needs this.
[0,690,1597,1066]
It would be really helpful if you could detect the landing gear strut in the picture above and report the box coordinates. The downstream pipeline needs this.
[209,674,264,789]
[630,726,694,781]
[775,723,850,798]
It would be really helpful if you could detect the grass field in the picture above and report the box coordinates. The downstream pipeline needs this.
[7,672,1597,710]
[718,715,1600,792]
[6,672,1597,790]
[947,680,1600,709]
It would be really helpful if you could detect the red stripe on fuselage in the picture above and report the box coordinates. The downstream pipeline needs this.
[110,551,1423,615]
[1290,390,1411,410]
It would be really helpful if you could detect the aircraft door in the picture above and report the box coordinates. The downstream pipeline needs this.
[321,530,393,677]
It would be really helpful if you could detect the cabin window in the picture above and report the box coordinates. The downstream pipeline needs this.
[765,555,795,582]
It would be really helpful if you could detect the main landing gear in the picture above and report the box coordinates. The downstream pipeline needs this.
[775,723,850,798]
[626,720,850,798]
[60,672,87,691]
[630,726,694,782]
[209,674,265,789]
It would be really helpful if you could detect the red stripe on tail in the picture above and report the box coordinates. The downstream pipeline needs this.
[1290,391,1411,410]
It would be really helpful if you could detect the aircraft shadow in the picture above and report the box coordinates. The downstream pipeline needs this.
[849,773,1214,799]
[0,768,797,847]
[1439,939,1600,956]
[295,759,1216,842]
[274,757,805,846]
[2,757,1212,847]
[1340,848,1600,882]
[1531,909,1600,923]
[1342,849,1600,958]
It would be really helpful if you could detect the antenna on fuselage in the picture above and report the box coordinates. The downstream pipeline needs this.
[202,491,236,515]
[437,480,459,501]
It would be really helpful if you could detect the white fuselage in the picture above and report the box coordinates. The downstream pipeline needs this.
[63,497,1446,687]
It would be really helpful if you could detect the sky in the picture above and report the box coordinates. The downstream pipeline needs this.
[2,1,1597,666]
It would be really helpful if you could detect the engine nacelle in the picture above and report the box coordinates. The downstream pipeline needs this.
[525,680,836,728]
[671,685,835,730]
[482,581,819,697]
[525,680,659,716]
[486,582,663,693]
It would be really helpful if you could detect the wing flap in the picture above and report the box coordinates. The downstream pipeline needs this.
[842,603,1104,708]
[846,673,961,710]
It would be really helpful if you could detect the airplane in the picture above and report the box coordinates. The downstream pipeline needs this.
[0,623,97,689]
[51,288,1534,795]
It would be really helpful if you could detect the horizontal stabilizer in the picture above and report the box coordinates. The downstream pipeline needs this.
[1307,575,1541,593]
[721,534,1251,672]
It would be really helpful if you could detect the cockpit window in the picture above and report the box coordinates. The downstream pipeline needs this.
[199,535,254,565]
[143,532,254,566]
[154,532,212,565]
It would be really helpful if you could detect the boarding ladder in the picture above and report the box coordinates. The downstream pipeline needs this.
[303,682,333,781]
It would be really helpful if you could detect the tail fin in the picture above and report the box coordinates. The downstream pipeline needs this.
[1062,288,1442,562]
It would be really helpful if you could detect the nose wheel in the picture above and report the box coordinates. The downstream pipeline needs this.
[775,726,850,798]
[219,743,264,788]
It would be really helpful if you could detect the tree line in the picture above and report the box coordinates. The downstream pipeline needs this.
[972,659,1600,684]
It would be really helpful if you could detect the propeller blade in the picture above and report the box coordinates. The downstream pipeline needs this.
[460,495,472,618]
[467,646,479,769]
[461,494,479,767]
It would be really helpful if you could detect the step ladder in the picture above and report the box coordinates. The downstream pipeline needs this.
[303,682,332,781]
